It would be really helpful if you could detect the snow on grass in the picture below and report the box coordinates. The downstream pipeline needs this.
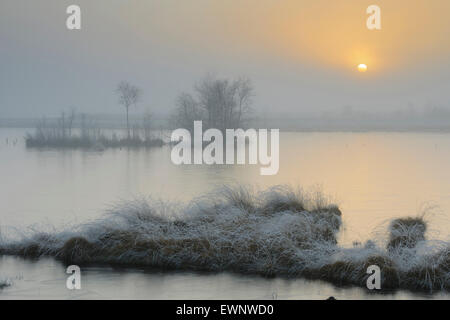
[0,185,448,292]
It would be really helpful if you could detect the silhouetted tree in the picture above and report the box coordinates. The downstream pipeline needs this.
[171,92,203,132]
[116,81,141,139]
[172,75,253,131]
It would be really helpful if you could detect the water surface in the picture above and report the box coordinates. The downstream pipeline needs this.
[1,128,450,299]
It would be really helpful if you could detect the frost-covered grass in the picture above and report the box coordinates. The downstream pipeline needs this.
[0,185,449,292]
[387,217,427,250]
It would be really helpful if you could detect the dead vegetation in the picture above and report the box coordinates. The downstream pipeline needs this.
[0,185,449,292]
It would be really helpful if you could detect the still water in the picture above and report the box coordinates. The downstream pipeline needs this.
[1,128,450,299]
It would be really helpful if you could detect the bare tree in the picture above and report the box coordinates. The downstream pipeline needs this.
[198,76,253,130]
[57,109,76,139]
[172,76,254,132]
[67,108,76,137]
[116,81,141,139]
[235,77,253,127]
[171,92,203,132]
[142,110,153,141]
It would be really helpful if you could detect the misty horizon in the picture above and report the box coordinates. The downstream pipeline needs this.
[1,0,450,120]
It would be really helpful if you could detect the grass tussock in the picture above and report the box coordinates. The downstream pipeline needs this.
[387,217,427,251]
[0,185,449,293]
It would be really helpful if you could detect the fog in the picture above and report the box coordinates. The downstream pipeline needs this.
[1,0,450,129]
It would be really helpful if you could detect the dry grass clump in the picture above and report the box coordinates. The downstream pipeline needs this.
[1,185,449,293]
[0,185,341,271]
[398,246,450,291]
[58,237,95,264]
[387,217,427,251]
[301,253,400,289]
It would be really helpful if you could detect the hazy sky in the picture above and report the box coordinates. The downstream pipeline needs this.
[1,0,450,118]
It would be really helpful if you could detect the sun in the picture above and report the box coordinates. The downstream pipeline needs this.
[357,64,368,72]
